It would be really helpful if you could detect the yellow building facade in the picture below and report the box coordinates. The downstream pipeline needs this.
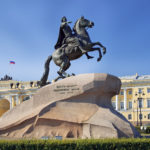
[0,80,39,117]
[112,74,150,126]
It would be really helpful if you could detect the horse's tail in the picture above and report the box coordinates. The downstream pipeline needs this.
[38,55,52,87]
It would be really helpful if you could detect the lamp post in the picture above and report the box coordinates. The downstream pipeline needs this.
[135,89,145,127]
[138,98,142,127]
[136,99,138,126]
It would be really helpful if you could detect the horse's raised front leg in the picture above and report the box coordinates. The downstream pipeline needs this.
[85,53,94,59]
[88,42,106,55]
[77,45,94,59]
[95,42,106,55]
[90,47,102,62]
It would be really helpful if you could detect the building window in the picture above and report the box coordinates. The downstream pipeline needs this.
[112,102,116,109]
[128,114,132,120]
[138,98,143,108]
[139,114,143,120]
[120,102,124,110]
[120,91,124,95]
[148,114,150,119]
[129,101,132,109]
[147,88,150,93]
[23,96,30,101]
[147,99,150,108]
[128,90,132,95]
[138,88,142,94]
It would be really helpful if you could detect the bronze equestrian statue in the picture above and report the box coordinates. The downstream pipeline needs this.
[39,16,106,86]
[55,16,94,59]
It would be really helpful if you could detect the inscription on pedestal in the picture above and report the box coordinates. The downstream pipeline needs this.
[53,85,80,94]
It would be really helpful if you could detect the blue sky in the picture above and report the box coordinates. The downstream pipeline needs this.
[0,0,150,81]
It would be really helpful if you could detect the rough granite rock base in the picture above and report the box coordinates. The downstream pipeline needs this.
[0,73,140,138]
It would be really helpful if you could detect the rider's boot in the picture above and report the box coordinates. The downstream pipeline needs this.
[79,46,87,54]
[97,42,106,55]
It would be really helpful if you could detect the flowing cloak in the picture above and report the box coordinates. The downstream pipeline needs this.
[54,27,65,49]
[54,23,82,50]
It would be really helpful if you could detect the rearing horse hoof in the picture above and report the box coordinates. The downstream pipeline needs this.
[97,57,101,62]
[87,56,94,59]
[65,74,71,78]
[57,71,63,77]
[103,47,106,55]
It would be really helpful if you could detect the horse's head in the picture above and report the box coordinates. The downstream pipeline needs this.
[73,16,94,33]
[79,16,94,28]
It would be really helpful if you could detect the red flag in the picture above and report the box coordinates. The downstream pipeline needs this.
[9,61,15,64]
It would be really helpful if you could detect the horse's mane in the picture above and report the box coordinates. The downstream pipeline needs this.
[73,19,79,34]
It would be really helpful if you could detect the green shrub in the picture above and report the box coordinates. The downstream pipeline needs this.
[135,126,141,133]
[0,138,150,150]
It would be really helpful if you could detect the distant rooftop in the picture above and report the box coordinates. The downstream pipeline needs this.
[120,73,150,80]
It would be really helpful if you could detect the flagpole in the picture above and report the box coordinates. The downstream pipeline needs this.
[8,61,11,77]
[9,61,16,79]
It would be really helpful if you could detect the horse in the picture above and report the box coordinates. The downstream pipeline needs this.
[39,16,106,86]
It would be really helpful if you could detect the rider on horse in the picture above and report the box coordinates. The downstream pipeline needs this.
[39,16,106,86]
[55,16,93,59]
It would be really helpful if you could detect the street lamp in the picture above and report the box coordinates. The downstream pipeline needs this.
[135,89,145,127]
